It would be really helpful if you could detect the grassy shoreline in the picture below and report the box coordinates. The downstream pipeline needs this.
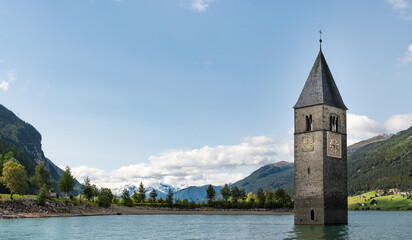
[348,191,412,211]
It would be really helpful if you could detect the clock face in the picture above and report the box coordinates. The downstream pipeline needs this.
[329,138,340,154]
[302,136,314,152]
[327,132,342,158]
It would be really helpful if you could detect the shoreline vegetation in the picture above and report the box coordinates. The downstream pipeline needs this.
[1,160,411,219]
[0,198,293,219]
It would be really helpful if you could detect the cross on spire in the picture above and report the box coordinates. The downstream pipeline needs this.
[319,30,323,50]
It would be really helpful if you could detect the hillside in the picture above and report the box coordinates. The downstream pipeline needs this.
[348,134,393,156]
[232,161,294,196]
[348,191,412,211]
[174,185,223,202]
[227,128,411,197]
[348,126,412,194]
[0,104,79,194]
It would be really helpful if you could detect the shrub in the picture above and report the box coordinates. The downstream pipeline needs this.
[123,198,133,207]
[36,184,48,206]
[98,194,111,208]
[98,188,114,208]
[121,188,133,207]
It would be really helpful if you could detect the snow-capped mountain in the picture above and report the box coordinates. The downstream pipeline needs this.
[112,183,181,197]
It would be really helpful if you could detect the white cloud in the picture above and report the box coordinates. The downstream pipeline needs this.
[347,113,386,145]
[347,113,412,145]
[186,0,214,12]
[387,0,412,19]
[0,80,9,92]
[384,114,412,132]
[400,44,412,63]
[70,113,412,190]
[388,0,409,9]
[71,135,293,189]
[0,70,17,92]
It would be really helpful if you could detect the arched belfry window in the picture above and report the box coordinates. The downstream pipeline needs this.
[306,115,313,132]
[310,209,315,221]
[330,115,338,132]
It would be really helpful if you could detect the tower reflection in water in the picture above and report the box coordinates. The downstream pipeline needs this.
[286,225,349,240]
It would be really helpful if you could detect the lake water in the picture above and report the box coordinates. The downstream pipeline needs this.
[0,211,411,239]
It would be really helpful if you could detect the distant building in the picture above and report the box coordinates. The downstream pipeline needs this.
[294,39,348,225]
[388,188,399,193]
[46,192,57,198]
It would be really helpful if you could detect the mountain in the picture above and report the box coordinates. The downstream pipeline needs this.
[163,162,294,202]
[174,185,223,203]
[348,126,412,194]
[109,128,411,200]
[228,128,410,197]
[348,134,393,156]
[232,161,294,196]
[112,183,180,199]
[0,104,80,194]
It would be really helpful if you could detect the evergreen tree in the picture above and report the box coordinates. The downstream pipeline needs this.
[265,190,275,202]
[0,161,28,199]
[131,191,139,203]
[58,167,76,197]
[150,189,158,202]
[122,188,133,207]
[166,188,174,204]
[31,162,52,190]
[231,186,241,202]
[256,188,265,205]
[138,181,146,203]
[274,188,287,203]
[239,188,247,201]
[206,184,216,202]
[220,183,230,201]
[92,184,99,197]
[82,177,94,200]
[37,184,48,206]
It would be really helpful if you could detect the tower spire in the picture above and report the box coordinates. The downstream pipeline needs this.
[319,30,322,50]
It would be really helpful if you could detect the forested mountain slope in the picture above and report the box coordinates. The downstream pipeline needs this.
[232,161,294,196]
[348,126,412,194]
[0,104,79,194]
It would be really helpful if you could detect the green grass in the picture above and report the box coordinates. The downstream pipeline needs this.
[0,194,36,201]
[348,191,412,211]
[0,194,98,206]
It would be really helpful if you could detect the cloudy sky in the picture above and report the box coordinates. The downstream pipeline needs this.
[0,0,411,189]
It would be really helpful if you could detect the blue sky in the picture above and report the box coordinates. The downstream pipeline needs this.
[0,0,411,188]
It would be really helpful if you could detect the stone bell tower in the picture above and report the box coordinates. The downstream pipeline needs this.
[293,41,348,225]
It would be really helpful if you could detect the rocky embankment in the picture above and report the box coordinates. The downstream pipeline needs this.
[0,199,114,219]
[1,200,294,219]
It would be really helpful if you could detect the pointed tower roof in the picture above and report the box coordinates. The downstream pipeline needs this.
[294,50,347,110]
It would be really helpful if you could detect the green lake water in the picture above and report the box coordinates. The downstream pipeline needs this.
[0,211,411,239]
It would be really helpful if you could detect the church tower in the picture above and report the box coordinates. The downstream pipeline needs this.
[293,42,348,225]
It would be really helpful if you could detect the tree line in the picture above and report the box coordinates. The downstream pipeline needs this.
[0,152,76,203]
[0,152,293,210]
